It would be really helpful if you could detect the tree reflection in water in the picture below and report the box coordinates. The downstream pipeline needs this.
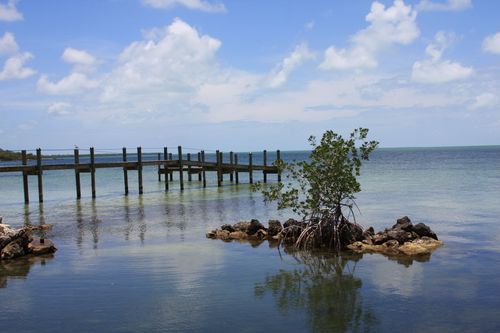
[0,255,54,288]
[255,251,378,333]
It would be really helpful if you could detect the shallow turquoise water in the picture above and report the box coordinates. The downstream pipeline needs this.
[1,147,499,332]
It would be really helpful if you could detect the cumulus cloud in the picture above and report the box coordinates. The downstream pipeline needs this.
[0,52,35,80]
[62,48,96,66]
[412,31,473,83]
[470,93,498,109]
[142,0,226,13]
[0,0,23,22]
[0,32,18,55]
[266,43,315,88]
[37,73,99,95]
[416,0,472,12]
[482,32,500,55]
[47,102,73,116]
[320,0,419,70]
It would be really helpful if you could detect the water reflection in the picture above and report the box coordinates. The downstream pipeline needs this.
[0,255,54,288]
[255,251,378,333]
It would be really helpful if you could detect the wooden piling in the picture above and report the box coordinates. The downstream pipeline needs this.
[263,149,267,183]
[234,153,239,184]
[187,153,192,181]
[249,152,253,184]
[36,148,43,203]
[197,152,202,181]
[74,149,81,199]
[219,151,224,183]
[201,150,206,188]
[163,147,168,191]
[168,153,173,181]
[229,151,234,182]
[90,147,96,199]
[277,149,282,182]
[157,153,161,182]
[22,150,29,204]
[216,150,222,187]
[122,148,129,195]
[137,147,143,194]
[178,146,184,191]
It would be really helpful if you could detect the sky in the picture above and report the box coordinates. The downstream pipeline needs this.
[0,0,499,151]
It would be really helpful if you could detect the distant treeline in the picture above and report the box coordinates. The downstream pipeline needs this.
[0,149,35,161]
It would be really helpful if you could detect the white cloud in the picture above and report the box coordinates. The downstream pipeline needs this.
[482,32,500,55]
[412,31,473,83]
[142,0,226,13]
[320,0,419,70]
[47,102,73,116]
[62,48,96,66]
[305,20,315,31]
[0,0,23,22]
[37,73,99,95]
[266,43,315,88]
[470,93,498,109]
[416,0,472,12]
[0,32,18,55]
[18,120,37,131]
[0,52,35,80]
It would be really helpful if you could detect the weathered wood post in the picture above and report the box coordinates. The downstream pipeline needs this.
[178,146,184,191]
[122,147,129,195]
[216,150,222,187]
[157,153,161,182]
[90,147,96,199]
[137,147,143,194]
[229,151,234,182]
[234,153,239,184]
[168,153,173,181]
[187,153,192,181]
[36,148,44,203]
[249,152,253,184]
[22,150,29,204]
[74,148,81,199]
[263,149,267,183]
[163,147,168,191]
[201,150,206,188]
[197,152,202,181]
[277,149,282,182]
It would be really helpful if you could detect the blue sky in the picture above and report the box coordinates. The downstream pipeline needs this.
[0,0,499,151]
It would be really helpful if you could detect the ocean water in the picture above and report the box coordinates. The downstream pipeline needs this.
[0,147,499,332]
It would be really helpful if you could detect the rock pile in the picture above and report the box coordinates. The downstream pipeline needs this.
[0,217,57,260]
[347,216,442,256]
[207,216,443,256]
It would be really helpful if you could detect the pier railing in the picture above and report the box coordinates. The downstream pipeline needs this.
[0,146,282,204]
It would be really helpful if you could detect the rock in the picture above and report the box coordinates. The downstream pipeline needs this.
[221,224,235,232]
[283,218,306,229]
[413,223,438,240]
[339,221,364,246]
[362,226,374,239]
[281,225,304,245]
[229,231,248,240]
[386,229,416,244]
[206,231,216,238]
[233,219,266,234]
[28,237,57,255]
[267,220,282,237]
[372,232,389,245]
[392,216,413,231]
[398,237,443,255]
[1,240,26,259]
[383,239,400,251]
[215,229,231,240]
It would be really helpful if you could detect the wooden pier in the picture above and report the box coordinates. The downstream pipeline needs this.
[0,146,282,204]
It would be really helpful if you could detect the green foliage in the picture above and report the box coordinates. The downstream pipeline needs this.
[254,128,378,220]
[0,149,35,161]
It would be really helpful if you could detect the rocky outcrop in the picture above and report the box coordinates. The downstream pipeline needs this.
[0,219,57,260]
[347,216,442,256]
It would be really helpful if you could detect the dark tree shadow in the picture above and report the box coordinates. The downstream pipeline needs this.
[255,250,378,333]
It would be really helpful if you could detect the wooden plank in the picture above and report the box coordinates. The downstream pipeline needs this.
[187,153,192,181]
[137,147,143,194]
[74,148,81,199]
[22,150,29,204]
[164,147,168,191]
[249,152,253,184]
[178,146,184,191]
[36,148,43,203]
[90,147,96,199]
[123,147,129,195]
[234,153,239,184]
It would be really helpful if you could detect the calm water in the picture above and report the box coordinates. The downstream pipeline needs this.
[1,147,499,332]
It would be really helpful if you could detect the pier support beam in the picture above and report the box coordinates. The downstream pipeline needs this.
[74,149,81,199]
[277,149,282,182]
[164,147,169,191]
[90,147,96,199]
[234,153,239,184]
[137,147,143,194]
[22,150,29,204]
[249,152,253,184]
[178,146,184,191]
[263,149,267,183]
[123,148,129,195]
